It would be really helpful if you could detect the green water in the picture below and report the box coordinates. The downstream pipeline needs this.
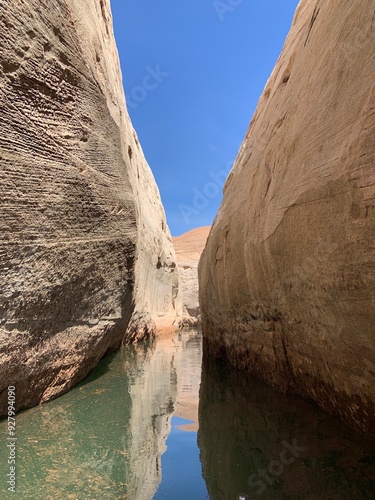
[0,328,374,499]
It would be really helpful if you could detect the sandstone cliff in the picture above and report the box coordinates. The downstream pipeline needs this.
[0,0,177,413]
[173,226,210,327]
[199,0,375,437]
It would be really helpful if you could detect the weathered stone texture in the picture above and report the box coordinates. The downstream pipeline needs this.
[173,226,210,327]
[0,0,177,412]
[199,0,375,436]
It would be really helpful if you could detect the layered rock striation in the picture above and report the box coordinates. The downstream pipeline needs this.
[0,0,177,413]
[173,226,210,327]
[199,0,375,436]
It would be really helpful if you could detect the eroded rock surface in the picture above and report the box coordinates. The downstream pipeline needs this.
[173,226,210,327]
[199,0,375,436]
[0,0,177,413]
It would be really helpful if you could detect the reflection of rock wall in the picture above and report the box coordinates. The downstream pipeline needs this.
[198,356,375,500]
[122,341,177,500]
[0,330,202,498]
[172,330,203,429]
[0,0,177,415]
[199,0,375,437]
[173,227,210,326]
[124,329,203,498]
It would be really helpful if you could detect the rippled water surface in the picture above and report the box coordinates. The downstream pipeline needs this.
[0,328,374,499]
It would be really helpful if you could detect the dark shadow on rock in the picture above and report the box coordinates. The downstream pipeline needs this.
[198,354,375,500]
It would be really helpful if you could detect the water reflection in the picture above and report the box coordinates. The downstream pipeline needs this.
[198,355,375,500]
[124,329,204,499]
[1,329,374,499]
[0,329,203,499]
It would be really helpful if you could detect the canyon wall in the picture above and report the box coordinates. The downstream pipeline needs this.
[0,0,177,413]
[173,226,210,327]
[199,0,375,436]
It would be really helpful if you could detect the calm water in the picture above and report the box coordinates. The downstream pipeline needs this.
[0,328,374,499]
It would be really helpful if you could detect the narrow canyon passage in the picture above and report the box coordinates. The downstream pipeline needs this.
[1,0,374,497]
[1,328,373,499]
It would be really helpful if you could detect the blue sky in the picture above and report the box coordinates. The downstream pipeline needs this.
[110,0,300,236]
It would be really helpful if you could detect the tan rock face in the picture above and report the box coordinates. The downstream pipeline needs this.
[173,226,210,326]
[199,0,375,437]
[0,0,177,413]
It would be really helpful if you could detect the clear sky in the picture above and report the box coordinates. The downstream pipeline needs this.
[110,0,300,236]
